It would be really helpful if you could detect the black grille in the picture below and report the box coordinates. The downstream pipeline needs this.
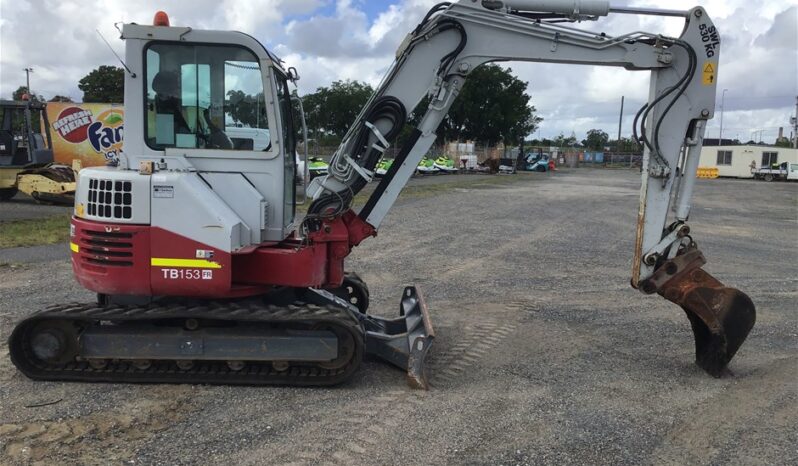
[87,178,133,219]
[80,230,134,267]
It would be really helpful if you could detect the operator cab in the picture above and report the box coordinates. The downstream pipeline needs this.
[104,12,304,244]
[0,99,54,167]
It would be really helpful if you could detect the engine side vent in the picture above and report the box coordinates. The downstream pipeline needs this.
[87,178,133,219]
[79,229,134,267]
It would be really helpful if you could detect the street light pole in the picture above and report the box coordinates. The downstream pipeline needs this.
[617,95,624,154]
[719,88,728,144]
[23,67,34,97]
[791,95,798,149]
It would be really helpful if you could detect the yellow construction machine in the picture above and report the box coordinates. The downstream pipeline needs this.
[0,99,76,204]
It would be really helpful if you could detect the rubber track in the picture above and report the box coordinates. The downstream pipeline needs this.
[8,300,364,386]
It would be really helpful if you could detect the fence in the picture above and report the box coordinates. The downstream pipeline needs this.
[303,144,476,161]
[581,152,644,168]
[519,147,643,169]
[304,145,410,159]
[302,143,643,169]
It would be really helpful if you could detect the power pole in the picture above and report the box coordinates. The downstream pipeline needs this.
[23,67,34,96]
[617,95,624,154]
[719,88,728,144]
[791,95,798,148]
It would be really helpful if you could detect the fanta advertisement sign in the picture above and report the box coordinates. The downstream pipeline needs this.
[52,107,94,143]
[46,103,124,167]
[87,109,124,156]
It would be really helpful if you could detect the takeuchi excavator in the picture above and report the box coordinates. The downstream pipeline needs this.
[9,1,755,389]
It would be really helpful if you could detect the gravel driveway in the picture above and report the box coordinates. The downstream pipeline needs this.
[1,169,795,465]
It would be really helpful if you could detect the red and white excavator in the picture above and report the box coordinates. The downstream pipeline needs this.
[9,1,755,389]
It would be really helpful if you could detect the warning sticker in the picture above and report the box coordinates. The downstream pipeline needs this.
[153,185,174,198]
[702,61,716,85]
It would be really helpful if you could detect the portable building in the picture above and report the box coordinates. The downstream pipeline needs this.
[698,145,798,178]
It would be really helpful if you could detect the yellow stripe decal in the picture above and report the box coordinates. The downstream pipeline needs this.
[151,258,222,269]
[70,242,79,253]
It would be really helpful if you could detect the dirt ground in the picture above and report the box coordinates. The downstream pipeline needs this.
[0,193,70,222]
[0,169,796,465]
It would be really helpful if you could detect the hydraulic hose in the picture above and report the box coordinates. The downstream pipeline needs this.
[307,96,406,218]
[306,5,464,221]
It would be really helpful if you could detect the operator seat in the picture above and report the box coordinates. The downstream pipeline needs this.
[29,132,54,165]
[151,70,191,137]
[0,130,16,166]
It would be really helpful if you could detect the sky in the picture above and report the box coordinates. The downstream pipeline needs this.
[1,0,796,143]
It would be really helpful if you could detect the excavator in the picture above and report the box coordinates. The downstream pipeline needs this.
[9,1,755,389]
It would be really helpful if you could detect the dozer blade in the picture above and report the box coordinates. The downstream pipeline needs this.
[356,286,435,389]
[645,248,755,377]
[302,285,435,388]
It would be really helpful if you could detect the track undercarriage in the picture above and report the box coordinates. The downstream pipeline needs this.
[9,275,436,388]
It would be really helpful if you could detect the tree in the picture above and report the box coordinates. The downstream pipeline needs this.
[301,67,541,148]
[582,129,609,150]
[302,80,374,143]
[12,86,28,100]
[607,137,642,153]
[553,133,578,147]
[78,65,124,103]
[226,90,266,128]
[441,64,541,145]
[528,137,555,147]
[11,86,43,102]
[49,95,74,102]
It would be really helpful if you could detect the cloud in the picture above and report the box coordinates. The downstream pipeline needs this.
[502,0,797,140]
[0,0,319,99]
[1,0,794,142]
[754,6,798,50]
[281,0,433,60]
[221,0,322,36]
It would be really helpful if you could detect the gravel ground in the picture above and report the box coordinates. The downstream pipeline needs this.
[0,169,795,465]
[0,193,71,222]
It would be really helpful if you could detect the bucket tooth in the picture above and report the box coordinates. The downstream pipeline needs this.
[644,248,756,377]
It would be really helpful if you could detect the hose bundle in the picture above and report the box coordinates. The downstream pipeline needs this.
[305,2,464,224]
[307,96,406,218]
[632,38,697,174]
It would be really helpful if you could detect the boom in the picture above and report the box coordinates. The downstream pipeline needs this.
[308,0,754,375]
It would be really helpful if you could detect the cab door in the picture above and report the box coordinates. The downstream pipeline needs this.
[144,41,294,243]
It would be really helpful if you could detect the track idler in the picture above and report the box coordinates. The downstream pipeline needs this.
[641,247,756,376]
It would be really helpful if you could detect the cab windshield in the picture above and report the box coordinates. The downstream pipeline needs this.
[144,43,270,151]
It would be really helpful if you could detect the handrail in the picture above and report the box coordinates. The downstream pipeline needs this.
[292,95,310,205]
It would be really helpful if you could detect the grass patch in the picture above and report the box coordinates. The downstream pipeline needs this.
[0,215,71,249]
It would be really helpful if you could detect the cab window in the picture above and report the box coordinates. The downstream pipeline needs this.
[145,43,270,151]
[275,74,296,226]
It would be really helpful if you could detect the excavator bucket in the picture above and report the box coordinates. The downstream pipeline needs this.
[646,248,756,377]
